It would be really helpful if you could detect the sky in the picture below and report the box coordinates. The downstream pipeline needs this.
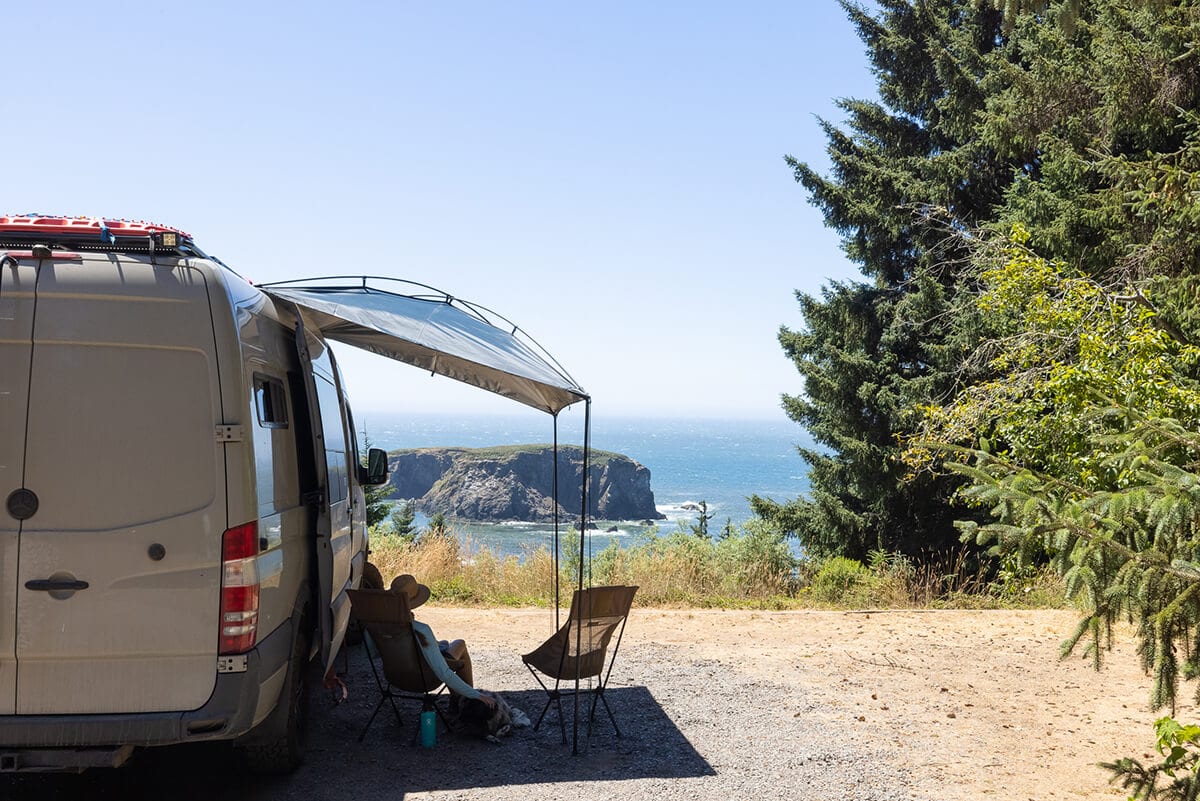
[3,1,877,424]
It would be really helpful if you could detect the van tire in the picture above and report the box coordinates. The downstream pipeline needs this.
[242,626,310,775]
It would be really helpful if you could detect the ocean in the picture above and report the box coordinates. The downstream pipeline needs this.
[358,412,812,560]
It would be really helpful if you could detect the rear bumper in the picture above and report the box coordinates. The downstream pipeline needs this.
[0,621,292,762]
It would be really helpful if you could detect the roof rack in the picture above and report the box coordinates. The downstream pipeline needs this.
[0,214,207,257]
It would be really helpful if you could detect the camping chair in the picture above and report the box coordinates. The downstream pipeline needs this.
[521,584,638,744]
[347,588,460,742]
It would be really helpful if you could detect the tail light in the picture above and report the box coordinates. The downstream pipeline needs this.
[219,522,260,655]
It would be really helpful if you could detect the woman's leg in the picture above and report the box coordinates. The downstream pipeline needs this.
[441,639,473,686]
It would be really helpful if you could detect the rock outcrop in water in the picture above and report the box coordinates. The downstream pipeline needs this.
[384,445,665,523]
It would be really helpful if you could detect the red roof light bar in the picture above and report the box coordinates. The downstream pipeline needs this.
[0,215,192,240]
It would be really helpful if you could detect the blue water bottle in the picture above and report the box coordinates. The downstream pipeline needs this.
[420,704,437,748]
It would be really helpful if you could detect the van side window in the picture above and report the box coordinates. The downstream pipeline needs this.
[315,376,349,503]
[254,375,289,428]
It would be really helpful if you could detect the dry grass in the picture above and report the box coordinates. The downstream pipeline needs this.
[369,531,559,606]
[366,526,1067,610]
[367,524,801,608]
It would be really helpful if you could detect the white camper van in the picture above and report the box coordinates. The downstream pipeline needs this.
[0,216,389,773]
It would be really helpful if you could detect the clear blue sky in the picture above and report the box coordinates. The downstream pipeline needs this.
[4,1,876,423]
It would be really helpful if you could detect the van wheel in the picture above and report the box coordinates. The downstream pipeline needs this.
[242,629,310,775]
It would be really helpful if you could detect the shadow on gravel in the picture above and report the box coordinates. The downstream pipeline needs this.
[0,650,712,800]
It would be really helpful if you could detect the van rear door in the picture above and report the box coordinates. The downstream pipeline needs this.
[0,257,37,715]
[12,257,226,714]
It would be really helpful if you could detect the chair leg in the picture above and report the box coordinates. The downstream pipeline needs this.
[525,661,564,739]
[597,689,621,737]
[530,690,568,745]
[584,684,622,739]
[531,693,555,731]
[587,688,599,738]
[358,695,387,743]
[357,633,405,738]
[430,694,455,733]
[554,692,567,745]
[385,691,404,728]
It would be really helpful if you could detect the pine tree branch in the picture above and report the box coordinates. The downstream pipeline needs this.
[1112,287,1192,346]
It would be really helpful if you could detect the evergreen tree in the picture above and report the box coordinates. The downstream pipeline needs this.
[390,500,417,541]
[720,517,736,540]
[360,431,394,533]
[690,500,714,539]
[758,0,1012,560]
[765,0,1200,563]
[979,1,1200,280]
[426,512,448,538]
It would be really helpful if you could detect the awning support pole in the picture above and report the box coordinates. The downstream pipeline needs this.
[553,413,561,630]
[572,398,592,756]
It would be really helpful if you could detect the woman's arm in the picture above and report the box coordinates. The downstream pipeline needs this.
[411,620,482,699]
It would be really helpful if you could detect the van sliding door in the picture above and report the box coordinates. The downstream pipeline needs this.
[0,258,37,715]
[292,316,353,678]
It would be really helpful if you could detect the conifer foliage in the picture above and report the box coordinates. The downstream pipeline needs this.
[772,0,1200,571]
[758,0,1011,560]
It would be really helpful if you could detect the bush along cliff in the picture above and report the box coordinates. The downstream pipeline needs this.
[383,444,666,524]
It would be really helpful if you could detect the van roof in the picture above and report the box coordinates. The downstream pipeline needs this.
[0,214,207,258]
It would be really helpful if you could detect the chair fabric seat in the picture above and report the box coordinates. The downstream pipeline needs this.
[521,584,638,749]
[347,588,453,742]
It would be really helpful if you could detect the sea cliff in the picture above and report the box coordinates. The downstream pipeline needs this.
[384,445,665,523]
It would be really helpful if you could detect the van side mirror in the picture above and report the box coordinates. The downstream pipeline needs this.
[365,448,389,486]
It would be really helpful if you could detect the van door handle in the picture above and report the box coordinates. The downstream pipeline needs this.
[25,579,89,592]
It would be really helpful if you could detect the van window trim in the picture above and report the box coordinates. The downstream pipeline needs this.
[253,373,290,429]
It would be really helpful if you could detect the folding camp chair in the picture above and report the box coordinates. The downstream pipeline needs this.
[521,585,637,744]
[346,588,459,742]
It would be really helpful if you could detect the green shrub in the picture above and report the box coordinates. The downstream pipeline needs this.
[714,518,799,597]
[809,556,872,604]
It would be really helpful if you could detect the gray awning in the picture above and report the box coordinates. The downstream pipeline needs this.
[260,278,588,415]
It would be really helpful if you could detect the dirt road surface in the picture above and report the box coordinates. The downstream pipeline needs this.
[0,607,1187,800]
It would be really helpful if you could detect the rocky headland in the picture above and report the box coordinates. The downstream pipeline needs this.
[383,445,665,523]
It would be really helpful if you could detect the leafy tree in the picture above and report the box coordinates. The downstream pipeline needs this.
[921,234,1200,798]
[917,226,1200,483]
[805,2,1200,793]
[1105,717,1200,801]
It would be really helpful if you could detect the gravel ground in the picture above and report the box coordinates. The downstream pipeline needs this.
[0,609,917,801]
[5,607,1178,800]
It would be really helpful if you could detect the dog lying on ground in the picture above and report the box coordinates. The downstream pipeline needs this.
[454,692,530,743]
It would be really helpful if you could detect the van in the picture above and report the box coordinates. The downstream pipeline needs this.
[0,216,389,773]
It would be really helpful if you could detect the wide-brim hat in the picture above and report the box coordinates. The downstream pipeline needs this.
[390,574,431,609]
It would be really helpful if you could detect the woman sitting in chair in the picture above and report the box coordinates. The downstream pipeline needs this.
[389,574,496,712]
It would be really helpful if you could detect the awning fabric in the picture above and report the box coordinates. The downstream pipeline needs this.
[260,279,588,415]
